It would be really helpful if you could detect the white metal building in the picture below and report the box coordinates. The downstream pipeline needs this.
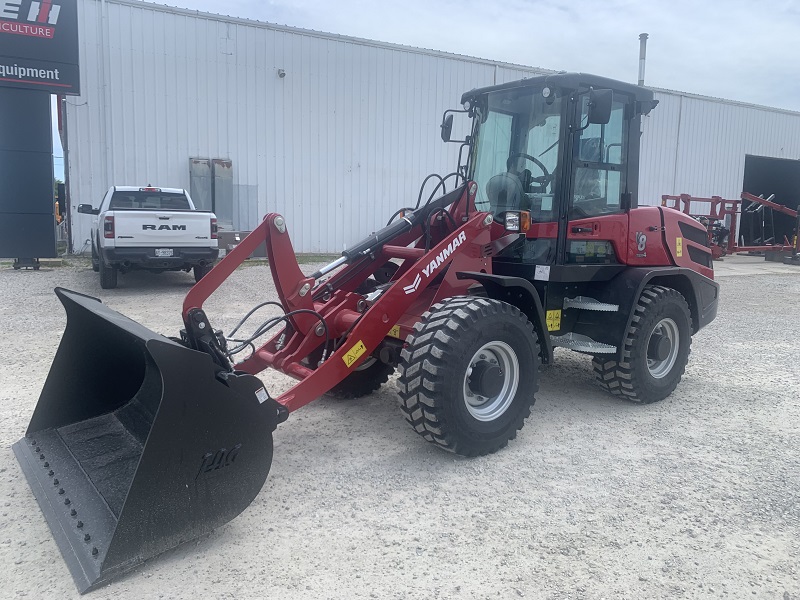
[63,0,800,253]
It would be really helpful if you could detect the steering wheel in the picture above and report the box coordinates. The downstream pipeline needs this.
[507,152,552,189]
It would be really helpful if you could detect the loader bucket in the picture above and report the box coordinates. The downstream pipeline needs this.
[12,288,286,594]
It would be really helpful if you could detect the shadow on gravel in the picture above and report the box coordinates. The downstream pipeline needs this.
[279,354,648,467]
[90,269,197,292]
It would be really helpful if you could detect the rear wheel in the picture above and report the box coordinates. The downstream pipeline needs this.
[193,264,213,283]
[99,252,118,289]
[397,296,539,456]
[593,285,692,403]
[91,242,100,272]
[328,356,395,399]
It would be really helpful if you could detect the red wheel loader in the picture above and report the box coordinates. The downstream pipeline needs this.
[13,73,719,593]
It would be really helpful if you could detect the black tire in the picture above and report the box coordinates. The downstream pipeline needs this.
[328,357,395,399]
[99,252,118,289]
[593,285,692,404]
[91,242,100,272]
[397,296,540,457]
[194,264,213,283]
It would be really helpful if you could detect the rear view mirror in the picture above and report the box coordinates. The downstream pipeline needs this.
[77,204,99,215]
[440,114,454,142]
[588,89,613,125]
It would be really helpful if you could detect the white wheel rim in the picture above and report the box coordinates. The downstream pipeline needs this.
[646,318,680,379]
[462,341,520,422]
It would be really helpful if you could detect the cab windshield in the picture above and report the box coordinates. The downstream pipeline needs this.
[470,86,562,222]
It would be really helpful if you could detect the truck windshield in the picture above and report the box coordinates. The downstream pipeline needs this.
[471,87,562,221]
[109,191,191,211]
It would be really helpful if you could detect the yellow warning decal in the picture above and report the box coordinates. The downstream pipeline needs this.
[388,325,402,339]
[343,340,367,368]
[546,310,561,332]
[676,237,683,258]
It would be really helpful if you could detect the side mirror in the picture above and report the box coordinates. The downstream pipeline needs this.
[440,114,453,142]
[588,89,613,125]
[77,204,99,215]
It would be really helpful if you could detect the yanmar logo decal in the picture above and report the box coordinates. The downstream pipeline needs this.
[0,1,62,39]
[403,230,467,295]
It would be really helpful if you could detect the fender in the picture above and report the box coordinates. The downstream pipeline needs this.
[583,266,719,361]
[455,271,553,365]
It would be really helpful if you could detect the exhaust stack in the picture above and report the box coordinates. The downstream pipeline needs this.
[638,33,649,86]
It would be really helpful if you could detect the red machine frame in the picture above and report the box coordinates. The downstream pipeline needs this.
[182,184,492,412]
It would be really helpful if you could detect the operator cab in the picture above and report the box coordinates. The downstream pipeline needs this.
[456,73,657,269]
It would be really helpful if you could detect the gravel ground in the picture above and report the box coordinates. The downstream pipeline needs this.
[0,256,798,599]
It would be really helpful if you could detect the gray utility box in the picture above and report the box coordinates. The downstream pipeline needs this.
[217,231,266,258]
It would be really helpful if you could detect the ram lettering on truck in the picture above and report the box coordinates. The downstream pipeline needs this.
[143,224,188,231]
[77,186,219,289]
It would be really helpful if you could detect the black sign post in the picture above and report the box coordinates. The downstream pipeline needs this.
[0,0,80,262]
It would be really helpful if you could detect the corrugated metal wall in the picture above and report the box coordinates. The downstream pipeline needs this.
[66,0,800,253]
[66,0,544,252]
[640,92,800,204]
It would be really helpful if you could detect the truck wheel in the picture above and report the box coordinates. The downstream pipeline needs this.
[593,285,692,403]
[397,297,539,457]
[91,242,100,272]
[193,264,212,283]
[328,357,395,399]
[99,253,118,289]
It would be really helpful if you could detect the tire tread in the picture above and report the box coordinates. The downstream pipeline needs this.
[397,296,539,456]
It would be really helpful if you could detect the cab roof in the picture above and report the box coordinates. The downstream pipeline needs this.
[461,72,655,105]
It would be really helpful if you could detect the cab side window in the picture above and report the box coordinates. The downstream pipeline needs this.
[570,98,627,219]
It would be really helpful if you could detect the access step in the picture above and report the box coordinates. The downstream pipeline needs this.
[550,332,617,354]
[563,296,619,312]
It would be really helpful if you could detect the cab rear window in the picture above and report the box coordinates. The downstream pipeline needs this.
[109,192,191,211]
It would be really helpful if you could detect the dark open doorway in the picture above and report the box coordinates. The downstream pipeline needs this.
[741,155,800,246]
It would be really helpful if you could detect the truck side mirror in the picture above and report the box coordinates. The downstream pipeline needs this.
[77,204,99,215]
[588,89,613,125]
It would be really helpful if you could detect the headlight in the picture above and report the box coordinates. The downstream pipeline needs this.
[504,212,520,232]
[503,211,531,233]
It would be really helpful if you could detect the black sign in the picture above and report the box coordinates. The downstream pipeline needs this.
[0,0,80,95]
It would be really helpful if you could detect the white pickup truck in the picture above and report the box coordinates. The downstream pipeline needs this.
[78,186,219,289]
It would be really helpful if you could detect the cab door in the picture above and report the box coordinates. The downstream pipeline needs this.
[563,95,632,267]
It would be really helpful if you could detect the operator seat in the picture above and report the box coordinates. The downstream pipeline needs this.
[486,171,524,214]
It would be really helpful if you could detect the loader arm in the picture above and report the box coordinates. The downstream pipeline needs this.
[181,183,494,412]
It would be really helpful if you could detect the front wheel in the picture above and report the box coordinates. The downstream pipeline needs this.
[593,285,692,403]
[397,297,540,457]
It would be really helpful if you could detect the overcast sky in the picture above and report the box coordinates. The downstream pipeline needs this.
[159,0,800,112]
